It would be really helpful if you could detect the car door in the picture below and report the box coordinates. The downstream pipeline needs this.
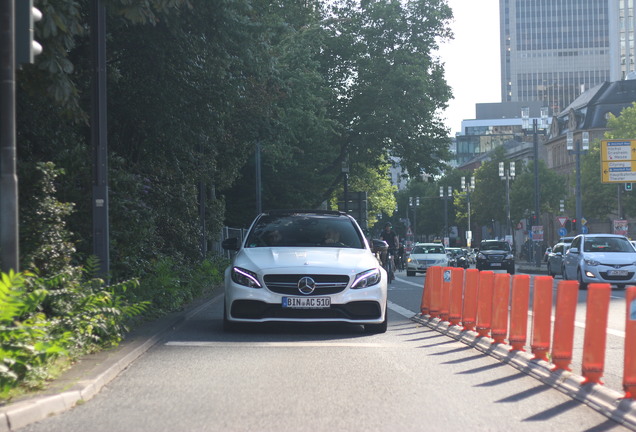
[563,236,581,279]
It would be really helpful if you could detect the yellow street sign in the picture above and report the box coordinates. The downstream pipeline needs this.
[601,140,636,183]
[601,140,636,161]
[601,161,636,183]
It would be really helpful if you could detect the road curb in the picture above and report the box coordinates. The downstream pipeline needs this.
[412,314,636,431]
[0,293,222,432]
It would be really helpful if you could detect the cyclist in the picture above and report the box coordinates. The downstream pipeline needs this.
[380,223,399,282]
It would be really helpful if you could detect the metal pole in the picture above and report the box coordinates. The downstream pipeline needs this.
[533,119,541,267]
[444,194,448,240]
[506,173,512,237]
[0,0,19,272]
[343,173,348,213]
[91,0,110,278]
[575,138,582,234]
[255,141,261,214]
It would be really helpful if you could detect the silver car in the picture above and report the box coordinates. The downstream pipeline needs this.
[546,241,571,277]
[562,234,636,289]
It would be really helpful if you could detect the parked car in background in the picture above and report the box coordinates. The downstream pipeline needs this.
[406,243,448,276]
[476,240,515,274]
[562,233,636,289]
[221,210,388,333]
[546,240,572,277]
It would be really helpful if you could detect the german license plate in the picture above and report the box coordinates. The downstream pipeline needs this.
[608,270,628,276]
[490,263,502,267]
[282,297,331,309]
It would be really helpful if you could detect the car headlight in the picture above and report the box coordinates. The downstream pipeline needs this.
[584,258,600,266]
[352,268,381,289]
[506,254,514,260]
[231,267,262,288]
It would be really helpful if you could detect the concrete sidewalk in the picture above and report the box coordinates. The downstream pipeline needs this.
[0,293,221,432]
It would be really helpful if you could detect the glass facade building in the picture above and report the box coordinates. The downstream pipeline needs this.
[499,0,634,114]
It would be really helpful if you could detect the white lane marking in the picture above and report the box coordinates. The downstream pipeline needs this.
[165,341,395,348]
[387,300,417,318]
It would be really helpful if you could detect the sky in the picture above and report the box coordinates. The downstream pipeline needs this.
[437,0,501,136]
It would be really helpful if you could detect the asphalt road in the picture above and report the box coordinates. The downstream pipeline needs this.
[13,269,635,432]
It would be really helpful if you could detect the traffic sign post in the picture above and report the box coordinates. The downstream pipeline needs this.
[601,140,636,183]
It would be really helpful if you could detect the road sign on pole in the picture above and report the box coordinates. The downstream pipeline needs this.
[557,216,567,227]
[601,140,636,183]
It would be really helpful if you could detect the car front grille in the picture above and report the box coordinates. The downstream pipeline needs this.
[486,254,505,262]
[264,274,350,295]
[599,271,635,281]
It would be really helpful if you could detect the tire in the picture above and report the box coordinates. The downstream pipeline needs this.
[223,304,238,332]
[547,262,554,277]
[562,265,568,280]
[365,312,388,334]
[577,269,588,290]
[507,266,516,275]
[407,270,415,276]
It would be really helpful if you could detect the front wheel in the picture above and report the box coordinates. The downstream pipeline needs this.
[577,269,588,290]
[365,313,388,334]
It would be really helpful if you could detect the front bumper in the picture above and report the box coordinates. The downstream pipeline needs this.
[224,269,387,325]
[580,265,636,285]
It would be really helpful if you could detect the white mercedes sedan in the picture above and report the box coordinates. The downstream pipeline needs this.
[221,210,388,333]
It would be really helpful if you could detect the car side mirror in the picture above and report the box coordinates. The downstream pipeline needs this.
[568,247,579,254]
[222,237,241,251]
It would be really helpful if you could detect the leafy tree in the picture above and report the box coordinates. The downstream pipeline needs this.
[319,0,454,196]
[509,160,567,224]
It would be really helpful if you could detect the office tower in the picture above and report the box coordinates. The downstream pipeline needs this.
[500,0,619,114]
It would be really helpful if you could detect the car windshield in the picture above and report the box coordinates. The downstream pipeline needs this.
[583,237,633,253]
[244,214,364,248]
[411,245,445,254]
[480,242,511,251]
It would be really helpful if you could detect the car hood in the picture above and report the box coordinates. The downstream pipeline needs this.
[480,249,511,255]
[579,252,636,264]
[410,253,447,261]
[234,247,379,273]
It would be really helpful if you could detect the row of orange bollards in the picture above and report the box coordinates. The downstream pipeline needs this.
[419,266,636,399]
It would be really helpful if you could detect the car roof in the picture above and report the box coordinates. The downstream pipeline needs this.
[577,233,627,238]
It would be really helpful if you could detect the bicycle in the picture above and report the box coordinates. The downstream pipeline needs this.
[381,249,395,284]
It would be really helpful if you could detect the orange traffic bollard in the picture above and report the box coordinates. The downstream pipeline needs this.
[420,270,430,316]
[449,268,465,327]
[509,275,530,351]
[582,283,611,385]
[491,273,511,344]
[531,276,553,361]
[440,267,452,322]
[476,271,495,338]
[624,286,636,399]
[428,266,442,319]
[551,280,579,371]
[462,269,480,332]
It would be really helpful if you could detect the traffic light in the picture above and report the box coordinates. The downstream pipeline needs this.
[15,0,42,65]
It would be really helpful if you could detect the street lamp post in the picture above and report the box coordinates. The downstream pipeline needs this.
[409,196,420,242]
[461,176,475,247]
[567,131,589,234]
[439,185,452,246]
[499,161,515,240]
[522,106,549,267]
